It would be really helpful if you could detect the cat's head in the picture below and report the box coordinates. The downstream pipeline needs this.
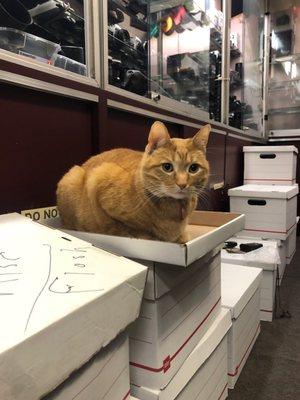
[141,121,210,200]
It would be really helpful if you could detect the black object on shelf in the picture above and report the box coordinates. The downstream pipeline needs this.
[0,0,32,30]
[272,30,293,57]
[61,45,84,63]
[239,243,263,253]
[31,1,84,47]
[123,69,147,95]
[108,8,124,25]
[223,241,238,249]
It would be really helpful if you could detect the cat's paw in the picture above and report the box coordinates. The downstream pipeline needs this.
[178,232,189,244]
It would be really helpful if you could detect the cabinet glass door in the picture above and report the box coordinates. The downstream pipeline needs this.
[268,1,300,131]
[0,1,90,77]
[107,0,150,98]
[149,0,223,121]
[229,0,264,135]
[107,1,224,121]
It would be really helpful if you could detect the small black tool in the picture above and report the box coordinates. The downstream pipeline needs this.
[239,243,263,253]
[223,241,237,249]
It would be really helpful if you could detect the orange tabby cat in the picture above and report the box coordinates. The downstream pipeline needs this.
[57,121,210,243]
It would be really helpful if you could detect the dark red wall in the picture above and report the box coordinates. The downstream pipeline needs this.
[0,82,96,213]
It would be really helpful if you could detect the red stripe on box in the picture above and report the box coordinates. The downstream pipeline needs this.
[244,178,295,182]
[260,309,273,313]
[245,222,296,235]
[122,390,131,400]
[130,297,221,373]
[228,323,260,377]
[217,383,228,400]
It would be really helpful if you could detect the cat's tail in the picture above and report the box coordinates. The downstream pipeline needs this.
[56,165,86,229]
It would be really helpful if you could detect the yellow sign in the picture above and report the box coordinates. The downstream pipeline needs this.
[21,206,59,221]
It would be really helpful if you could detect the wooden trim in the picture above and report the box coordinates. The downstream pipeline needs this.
[0,59,99,96]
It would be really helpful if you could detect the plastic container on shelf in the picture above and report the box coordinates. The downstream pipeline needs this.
[0,27,60,62]
[54,54,87,76]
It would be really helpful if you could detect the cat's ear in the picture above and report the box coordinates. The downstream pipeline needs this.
[146,121,171,154]
[193,124,211,150]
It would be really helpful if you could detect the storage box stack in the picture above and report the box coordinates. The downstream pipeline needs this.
[229,145,298,277]
[222,237,283,322]
[44,211,245,400]
[221,263,262,388]
[0,213,147,400]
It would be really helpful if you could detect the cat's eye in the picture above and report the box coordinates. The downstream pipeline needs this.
[162,163,174,173]
[189,163,200,173]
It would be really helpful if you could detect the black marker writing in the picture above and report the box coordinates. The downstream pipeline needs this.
[0,252,20,261]
[0,278,19,284]
[24,244,52,333]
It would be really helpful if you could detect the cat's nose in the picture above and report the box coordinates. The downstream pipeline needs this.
[177,183,187,190]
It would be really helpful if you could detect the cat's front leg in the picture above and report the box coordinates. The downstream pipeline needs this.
[177,231,190,244]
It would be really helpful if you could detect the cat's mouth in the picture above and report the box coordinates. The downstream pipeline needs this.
[164,189,190,199]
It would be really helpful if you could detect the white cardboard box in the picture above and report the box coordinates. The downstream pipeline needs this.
[130,252,221,390]
[131,308,231,400]
[0,213,147,400]
[243,145,298,186]
[229,184,298,240]
[42,211,245,267]
[221,237,282,322]
[221,263,262,388]
[137,246,220,301]
[285,220,298,264]
[44,333,130,400]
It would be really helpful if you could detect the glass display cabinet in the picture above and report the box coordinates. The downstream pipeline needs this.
[229,0,264,136]
[106,0,224,122]
[268,0,300,132]
[0,0,93,78]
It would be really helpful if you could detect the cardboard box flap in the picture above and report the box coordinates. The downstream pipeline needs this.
[0,214,147,400]
[185,212,244,266]
[228,184,299,199]
[221,237,281,270]
[132,308,231,400]
[221,263,263,319]
[243,145,298,154]
[42,212,245,267]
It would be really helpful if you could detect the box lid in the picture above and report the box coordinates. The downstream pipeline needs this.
[221,263,262,319]
[43,211,244,267]
[0,213,147,400]
[221,237,281,270]
[243,145,298,154]
[228,184,299,199]
[131,308,231,400]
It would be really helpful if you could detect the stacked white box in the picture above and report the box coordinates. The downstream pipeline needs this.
[131,309,231,400]
[45,334,130,400]
[221,263,262,388]
[285,221,298,264]
[221,237,282,322]
[129,251,222,390]
[0,213,147,400]
[229,184,298,240]
[42,211,244,394]
[243,145,298,186]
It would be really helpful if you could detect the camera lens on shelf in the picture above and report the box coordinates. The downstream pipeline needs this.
[108,8,124,25]
[109,25,131,51]
[123,69,147,96]
[109,56,122,86]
